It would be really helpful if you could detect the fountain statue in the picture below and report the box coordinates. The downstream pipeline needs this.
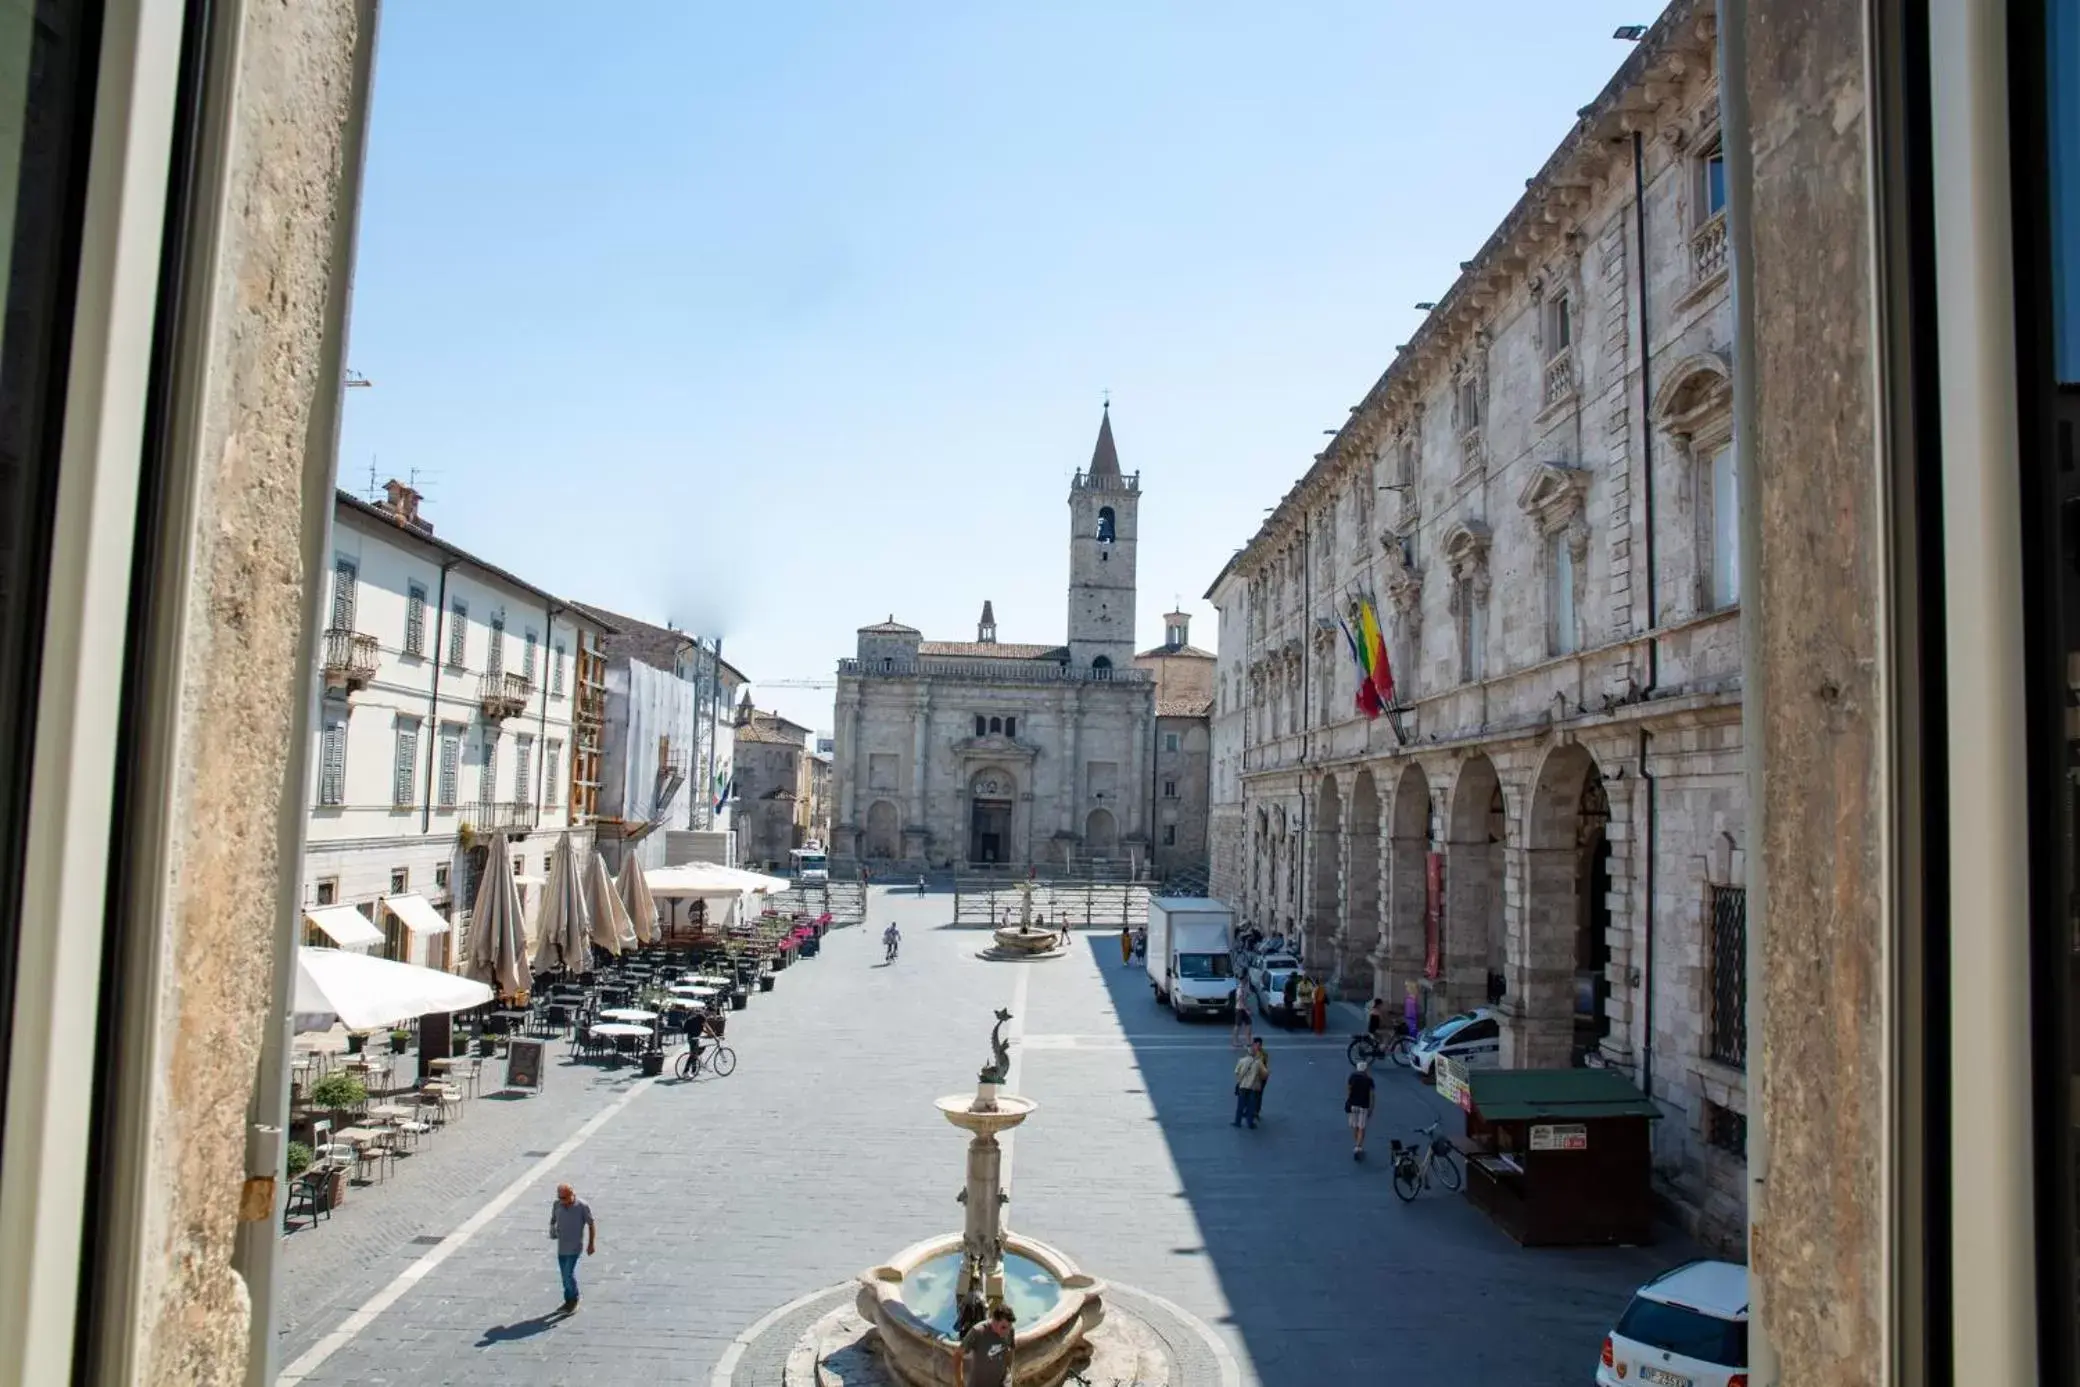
[854,1011,1105,1385]
[990,882,1065,958]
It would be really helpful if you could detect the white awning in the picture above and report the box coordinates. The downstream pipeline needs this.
[293,946,493,1031]
[381,892,450,937]
[304,904,381,950]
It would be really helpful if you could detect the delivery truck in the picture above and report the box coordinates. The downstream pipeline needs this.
[1146,897,1239,1020]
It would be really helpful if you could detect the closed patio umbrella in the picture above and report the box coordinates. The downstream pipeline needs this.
[586,850,635,955]
[530,831,592,975]
[463,830,527,999]
[617,854,659,945]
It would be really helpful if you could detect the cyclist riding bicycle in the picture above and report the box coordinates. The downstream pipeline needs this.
[883,923,901,961]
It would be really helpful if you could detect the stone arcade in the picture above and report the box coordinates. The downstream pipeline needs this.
[832,410,1158,872]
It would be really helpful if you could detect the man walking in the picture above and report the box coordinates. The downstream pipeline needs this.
[1232,1041,1267,1128]
[549,1183,596,1311]
[1345,1060,1376,1160]
[951,1303,1016,1387]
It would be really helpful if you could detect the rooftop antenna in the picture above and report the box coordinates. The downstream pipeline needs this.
[344,368,373,389]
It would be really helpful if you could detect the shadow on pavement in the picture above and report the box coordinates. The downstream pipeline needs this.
[1071,933,1699,1387]
[473,1309,567,1346]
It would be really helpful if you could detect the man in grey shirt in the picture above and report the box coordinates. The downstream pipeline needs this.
[950,1303,1015,1387]
[549,1183,596,1311]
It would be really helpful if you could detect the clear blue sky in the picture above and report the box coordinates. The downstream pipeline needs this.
[340,2,1655,732]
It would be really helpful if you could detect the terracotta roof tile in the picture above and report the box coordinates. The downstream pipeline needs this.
[1156,695,1213,718]
[918,641,1067,661]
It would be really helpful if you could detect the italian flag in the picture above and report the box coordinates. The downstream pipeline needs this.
[1356,598,1396,709]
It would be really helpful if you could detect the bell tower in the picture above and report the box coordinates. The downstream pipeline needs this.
[1066,404,1140,670]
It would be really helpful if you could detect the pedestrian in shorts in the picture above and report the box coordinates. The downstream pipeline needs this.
[1345,1061,1376,1160]
[1231,998,1253,1049]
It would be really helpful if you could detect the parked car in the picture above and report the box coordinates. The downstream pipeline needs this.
[1406,1007,1503,1076]
[1598,1260,1749,1387]
[1247,954,1301,1022]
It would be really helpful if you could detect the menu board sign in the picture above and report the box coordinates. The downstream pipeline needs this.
[505,1038,546,1092]
[1434,1054,1471,1110]
[1529,1122,1589,1152]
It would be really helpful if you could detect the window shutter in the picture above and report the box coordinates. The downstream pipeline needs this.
[319,717,346,805]
[405,583,427,655]
[331,559,357,630]
[545,743,561,807]
[523,630,537,682]
[393,720,419,806]
[438,728,460,808]
[449,601,468,665]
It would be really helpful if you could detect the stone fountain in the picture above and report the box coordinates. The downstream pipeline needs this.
[854,1010,1105,1385]
[989,882,1066,958]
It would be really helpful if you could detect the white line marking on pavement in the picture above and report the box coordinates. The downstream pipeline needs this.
[708,1281,854,1387]
[998,960,1032,1195]
[275,1076,659,1386]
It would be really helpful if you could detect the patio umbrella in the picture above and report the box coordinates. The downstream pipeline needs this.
[617,854,659,945]
[529,831,592,975]
[463,830,527,999]
[295,946,493,1032]
[586,850,636,955]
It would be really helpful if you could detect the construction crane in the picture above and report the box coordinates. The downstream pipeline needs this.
[757,677,837,689]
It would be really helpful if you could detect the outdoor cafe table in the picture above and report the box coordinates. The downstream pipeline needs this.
[669,986,720,1004]
[589,1022,653,1059]
[598,1007,657,1023]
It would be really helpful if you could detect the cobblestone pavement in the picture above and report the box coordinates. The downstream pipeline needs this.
[277,891,1696,1386]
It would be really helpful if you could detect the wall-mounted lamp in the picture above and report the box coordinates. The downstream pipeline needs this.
[1414,302,1436,311]
[1613,23,1647,39]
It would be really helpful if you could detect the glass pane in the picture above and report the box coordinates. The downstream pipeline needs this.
[1706,152,1728,218]
[1552,543,1577,655]
[1712,444,1740,607]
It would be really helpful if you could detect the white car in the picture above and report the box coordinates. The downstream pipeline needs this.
[1406,1007,1503,1076]
[1598,1260,1749,1387]
[1247,954,1301,1021]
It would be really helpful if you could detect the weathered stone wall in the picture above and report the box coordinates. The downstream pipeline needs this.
[138,3,363,1381]
[1151,714,1210,876]
[1744,0,1886,1374]
[835,673,1150,868]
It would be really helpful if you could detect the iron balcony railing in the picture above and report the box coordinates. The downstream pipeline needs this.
[837,658,1151,686]
[472,798,538,834]
[320,628,379,690]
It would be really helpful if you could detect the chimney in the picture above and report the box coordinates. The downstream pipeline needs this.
[380,479,433,535]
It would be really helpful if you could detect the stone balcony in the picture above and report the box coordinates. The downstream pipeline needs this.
[1692,211,1728,281]
[478,670,532,721]
[470,798,537,834]
[320,628,378,692]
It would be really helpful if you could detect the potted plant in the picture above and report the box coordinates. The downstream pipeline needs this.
[639,1049,665,1077]
[344,1031,366,1055]
[389,1027,412,1055]
[286,1140,313,1180]
[478,1031,500,1057]
[309,1071,366,1121]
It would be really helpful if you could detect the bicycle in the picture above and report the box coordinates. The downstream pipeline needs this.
[676,1040,737,1079]
[1347,1026,1414,1069]
[1389,1120,1461,1201]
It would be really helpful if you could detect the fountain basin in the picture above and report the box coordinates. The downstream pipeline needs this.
[991,926,1062,956]
[857,1233,1105,1387]
[935,1092,1034,1137]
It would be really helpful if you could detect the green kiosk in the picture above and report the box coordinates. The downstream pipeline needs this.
[1441,1060,1663,1247]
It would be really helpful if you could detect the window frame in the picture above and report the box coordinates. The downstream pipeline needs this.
[447,599,468,667]
[391,717,420,809]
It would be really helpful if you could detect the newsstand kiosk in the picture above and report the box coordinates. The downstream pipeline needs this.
[1438,1058,1662,1246]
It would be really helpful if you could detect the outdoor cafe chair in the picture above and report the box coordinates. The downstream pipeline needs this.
[283,1172,327,1230]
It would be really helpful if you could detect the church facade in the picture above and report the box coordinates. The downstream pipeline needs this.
[831,411,1158,871]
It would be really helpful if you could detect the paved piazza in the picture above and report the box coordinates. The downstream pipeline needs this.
[274,889,1694,1385]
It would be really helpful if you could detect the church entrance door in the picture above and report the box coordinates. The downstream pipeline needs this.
[970,799,1012,864]
[968,769,1016,865]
